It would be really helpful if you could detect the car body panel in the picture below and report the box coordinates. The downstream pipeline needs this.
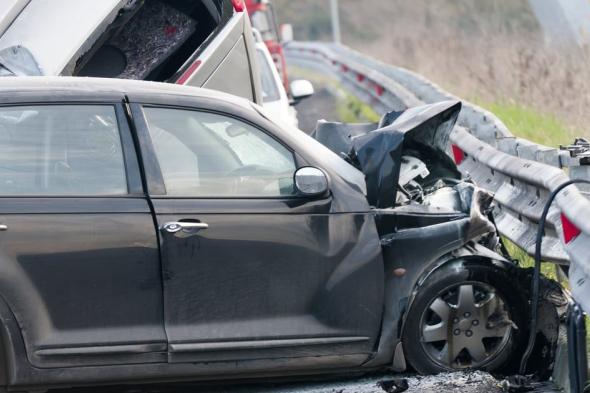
[127,95,384,364]
[0,99,166,369]
[178,8,263,104]
[0,200,166,369]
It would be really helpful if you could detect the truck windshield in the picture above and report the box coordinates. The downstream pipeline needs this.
[250,8,279,42]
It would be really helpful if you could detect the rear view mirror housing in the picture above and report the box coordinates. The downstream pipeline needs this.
[294,167,328,196]
[280,24,294,43]
[290,79,314,106]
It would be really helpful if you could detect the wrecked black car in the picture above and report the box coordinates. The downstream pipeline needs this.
[0,78,558,392]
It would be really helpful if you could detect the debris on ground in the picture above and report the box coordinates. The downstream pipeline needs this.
[377,378,409,393]
[179,371,506,393]
[400,371,503,393]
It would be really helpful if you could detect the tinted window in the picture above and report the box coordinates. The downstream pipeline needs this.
[0,105,127,196]
[144,107,296,197]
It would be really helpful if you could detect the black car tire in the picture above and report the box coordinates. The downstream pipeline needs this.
[402,260,529,374]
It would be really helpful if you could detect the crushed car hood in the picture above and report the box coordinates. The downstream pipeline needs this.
[313,100,462,208]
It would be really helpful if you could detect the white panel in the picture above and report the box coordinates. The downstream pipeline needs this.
[0,0,125,75]
[0,0,29,36]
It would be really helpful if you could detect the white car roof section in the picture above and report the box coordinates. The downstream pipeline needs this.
[0,0,126,76]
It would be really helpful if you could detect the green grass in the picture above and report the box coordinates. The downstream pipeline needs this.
[474,100,574,147]
[503,238,557,281]
[337,93,381,123]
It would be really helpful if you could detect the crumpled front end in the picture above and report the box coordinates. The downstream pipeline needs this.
[312,100,499,247]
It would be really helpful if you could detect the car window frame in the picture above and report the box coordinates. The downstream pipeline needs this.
[132,102,306,200]
[256,47,282,103]
[0,101,143,198]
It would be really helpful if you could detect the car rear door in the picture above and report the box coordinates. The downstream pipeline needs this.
[0,98,166,368]
[129,95,384,367]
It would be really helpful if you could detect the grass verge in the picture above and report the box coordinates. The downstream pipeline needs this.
[337,93,381,123]
[474,100,575,147]
[502,238,557,281]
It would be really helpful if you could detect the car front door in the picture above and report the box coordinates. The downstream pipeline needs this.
[0,101,166,368]
[130,98,384,367]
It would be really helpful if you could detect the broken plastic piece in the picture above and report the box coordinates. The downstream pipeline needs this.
[0,45,42,76]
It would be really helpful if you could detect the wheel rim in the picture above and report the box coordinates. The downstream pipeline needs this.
[419,282,513,369]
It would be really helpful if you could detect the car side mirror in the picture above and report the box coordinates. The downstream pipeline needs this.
[280,24,294,43]
[290,79,314,106]
[294,167,328,196]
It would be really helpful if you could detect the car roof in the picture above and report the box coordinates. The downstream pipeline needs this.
[0,76,255,110]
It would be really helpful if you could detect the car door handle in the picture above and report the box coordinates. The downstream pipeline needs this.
[161,221,209,235]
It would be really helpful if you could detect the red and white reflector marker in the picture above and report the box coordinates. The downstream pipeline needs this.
[451,144,465,165]
[561,213,582,244]
[176,60,202,85]
[232,0,245,12]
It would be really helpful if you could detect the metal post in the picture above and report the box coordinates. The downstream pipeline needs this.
[330,0,341,44]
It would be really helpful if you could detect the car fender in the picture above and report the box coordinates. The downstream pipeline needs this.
[392,244,516,370]
[363,216,513,369]
[0,293,27,388]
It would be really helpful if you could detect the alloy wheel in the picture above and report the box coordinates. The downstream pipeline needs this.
[419,282,513,369]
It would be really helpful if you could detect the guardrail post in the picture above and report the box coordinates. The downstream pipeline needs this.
[330,0,341,44]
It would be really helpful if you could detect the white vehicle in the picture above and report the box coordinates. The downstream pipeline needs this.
[253,29,313,128]
[0,0,263,104]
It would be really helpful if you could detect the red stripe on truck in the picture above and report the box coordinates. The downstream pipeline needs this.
[176,60,202,85]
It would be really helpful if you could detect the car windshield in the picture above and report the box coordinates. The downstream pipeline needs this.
[256,48,281,102]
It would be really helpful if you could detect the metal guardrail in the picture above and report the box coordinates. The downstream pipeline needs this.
[285,42,590,308]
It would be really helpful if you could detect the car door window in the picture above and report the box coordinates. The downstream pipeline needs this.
[143,107,296,197]
[0,105,127,196]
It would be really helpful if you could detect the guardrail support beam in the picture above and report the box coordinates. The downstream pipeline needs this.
[330,0,341,44]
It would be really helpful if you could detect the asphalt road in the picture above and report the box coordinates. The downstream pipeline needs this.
[293,85,340,134]
[53,371,563,393]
